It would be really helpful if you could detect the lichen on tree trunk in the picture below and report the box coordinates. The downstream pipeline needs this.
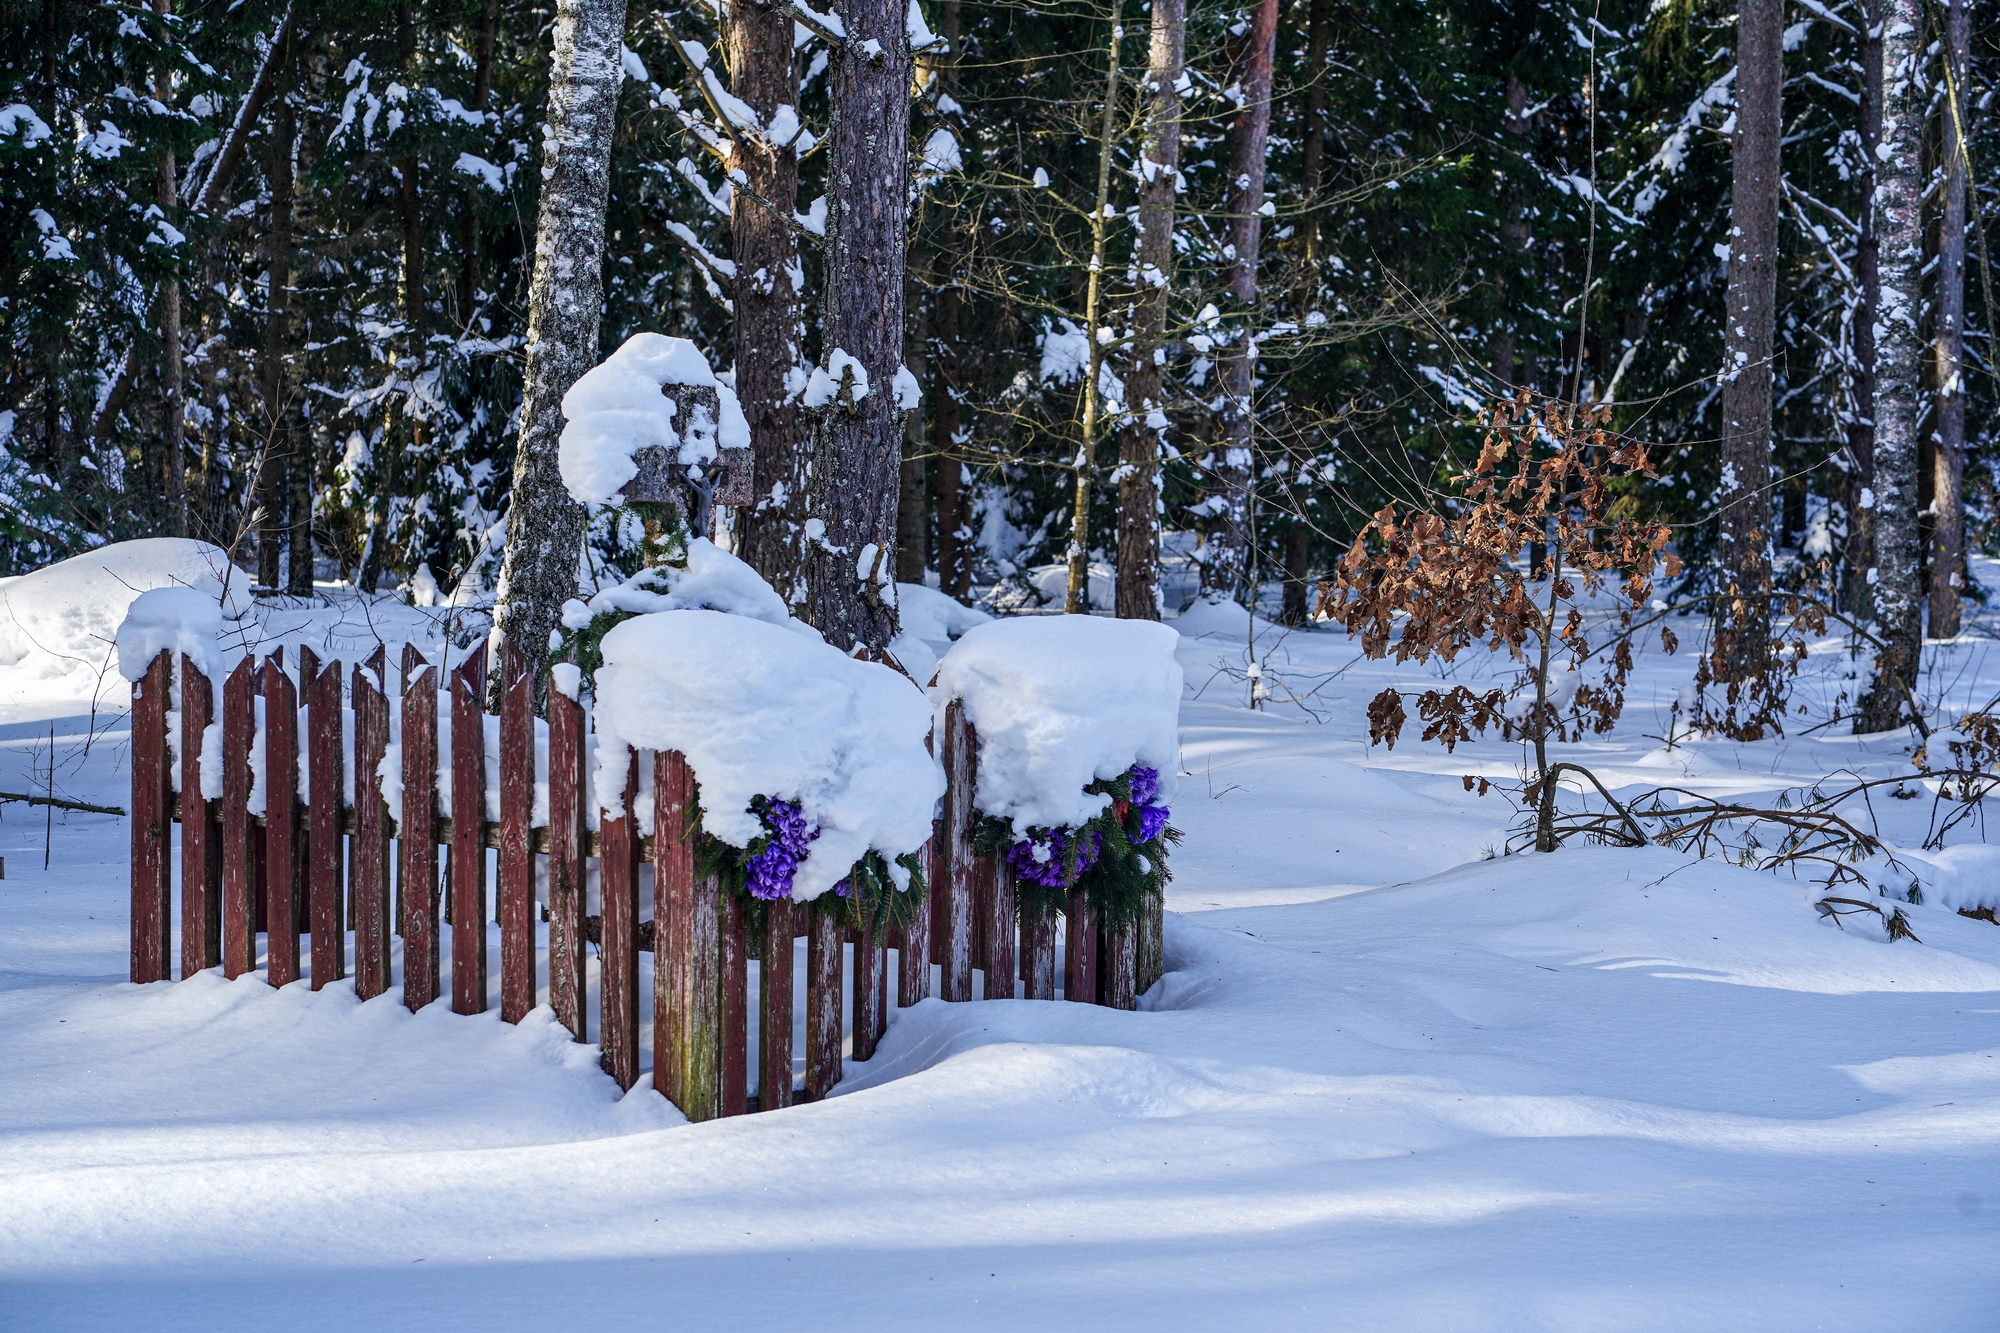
[490,0,629,691]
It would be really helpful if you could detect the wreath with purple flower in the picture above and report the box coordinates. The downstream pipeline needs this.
[975,764,1180,926]
[692,793,927,942]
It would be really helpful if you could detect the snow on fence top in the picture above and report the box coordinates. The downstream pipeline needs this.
[558,332,750,507]
[933,614,1182,833]
[116,586,229,686]
[29,539,247,689]
[591,607,943,900]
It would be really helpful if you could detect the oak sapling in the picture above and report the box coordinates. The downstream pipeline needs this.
[1318,393,1678,851]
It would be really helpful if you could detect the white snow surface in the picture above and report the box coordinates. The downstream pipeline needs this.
[557,333,751,507]
[114,587,228,685]
[0,539,248,694]
[560,537,801,634]
[933,614,1181,831]
[591,609,942,897]
[9,543,2000,1328]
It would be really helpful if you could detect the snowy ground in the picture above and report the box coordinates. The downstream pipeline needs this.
[4,546,2000,1329]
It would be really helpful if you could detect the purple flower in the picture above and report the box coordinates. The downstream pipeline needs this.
[744,797,818,901]
[1127,765,1160,807]
[1004,826,1102,889]
[1135,803,1170,844]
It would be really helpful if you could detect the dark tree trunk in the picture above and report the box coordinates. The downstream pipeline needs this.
[1929,0,1969,638]
[455,0,500,329]
[1279,522,1310,626]
[1715,0,1781,681]
[1298,0,1327,259]
[490,0,628,685]
[1206,0,1278,602]
[1857,0,1927,732]
[1116,0,1183,621]
[154,0,185,537]
[898,277,928,584]
[728,0,808,603]
[804,0,911,654]
[929,0,967,602]
[1492,72,1531,394]
[1844,0,1882,622]
[258,37,296,589]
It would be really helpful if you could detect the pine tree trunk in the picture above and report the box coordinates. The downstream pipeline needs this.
[1928,0,1969,639]
[258,37,295,590]
[490,0,628,682]
[455,0,500,328]
[154,0,186,537]
[898,278,929,584]
[1844,0,1882,621]
[804,0,911,654]
[1116,0,1182,622]
[1206,0,1278,603]
[729,0,808,602]
[1857,0,1928,732]
[1715,0,1781,682]
[928,0,967,602]
[1298,0,1327,260]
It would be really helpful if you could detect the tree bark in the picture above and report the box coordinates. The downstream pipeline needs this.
[257,36,296,589]
[929,0,967,602]
[898,277,929,583]
[1844,0,1882,622]
[1929,0,1969,639]
[804,0,912,654]
[728,0,808,603]
[1715,0,1781,682]
[1116,0,1183,621]
[1206,0,1279,603]
[154,0,186,537]
[1298,0,1327,259]
[1856,0,1927,732]
[490,0,628,683]
[455,0,500,329]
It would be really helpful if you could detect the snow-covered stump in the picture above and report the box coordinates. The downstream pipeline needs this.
[599,750,642,1091]
[178,656,220,978]
[351,652,392,1002]
[449,653,488,1017]
[400,664,441,1011]
[221,658,256,981]
[547,663,589,1044]
[129,652,172,985]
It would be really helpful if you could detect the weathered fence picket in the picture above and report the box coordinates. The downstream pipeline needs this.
[264,656,300,989]
[179,656,219,976]
[498,648,535,1024]
[352,651,391,1000]
[401,664,440,1011]
[546,666,588,1042]
[129,651,171,984]
[449,653,486,1016]
[308,654,345,989]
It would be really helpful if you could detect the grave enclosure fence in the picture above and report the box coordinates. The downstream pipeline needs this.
[128,645,1159,1119]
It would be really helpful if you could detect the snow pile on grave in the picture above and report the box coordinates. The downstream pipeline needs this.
[4,539,249,689]
[557,332,750,507]
[933,614,1182,831]
[591,609,942,899]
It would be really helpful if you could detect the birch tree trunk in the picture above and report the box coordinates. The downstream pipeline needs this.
[1715,0,1781,682]
[1844,0,1882,621]
[728,0,808,602]
[1115,0,1183,621]
[491,0,628,682]
[803,0,911,654]
[1205,0,1278,603]
[1928,0,1969,639]
[1856,0,1928,732]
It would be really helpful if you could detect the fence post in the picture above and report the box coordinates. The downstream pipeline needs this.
[722,893,748,1116]
[901,832,933,1006]
[450,652,487,1015]
[129,651,172,983]
[1064,885,1097,1004]
[599,749,641,1091]
[655,748,719,1122]
[760,896,794,1110]
[401,665,440,1010]
[853,913,883,1061]
[499,646,535,1023]
[1138,890,1163,996]
[1104,920,1137,1010]
[980,850,1012,1000]
[263,657,300,988]
[351,650,391,1000]
[179,656,220,976]
[308,657,345,988]
[546,661,588,1042]
[939,700,976,1001]
[221,658,256,979]
[1020,883,1056,1001]
[806,900,841,1100]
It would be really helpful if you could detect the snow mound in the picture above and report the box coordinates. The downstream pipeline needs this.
[560,538,807,635]
[0,539,248,688]
[934,614,1182,832]
[558,333,751,507]
[888,582,990,685]
[115,587,229,684]
[591,609,943,899]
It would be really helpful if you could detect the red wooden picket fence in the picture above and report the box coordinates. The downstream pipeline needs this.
[129,642,1143,1119]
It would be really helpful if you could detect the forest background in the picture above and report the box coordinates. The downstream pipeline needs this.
[1,0,1993,717]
